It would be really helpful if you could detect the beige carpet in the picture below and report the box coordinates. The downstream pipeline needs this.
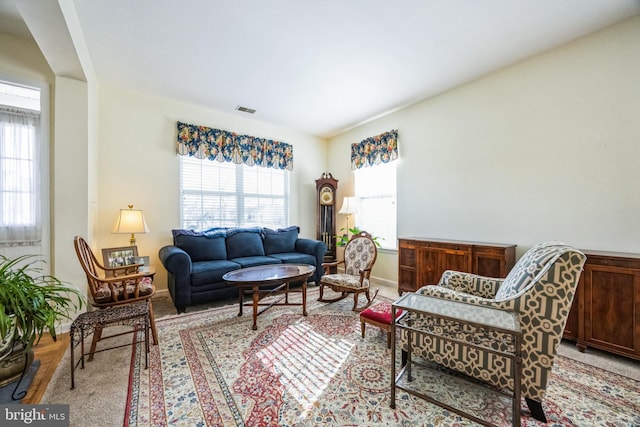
[41,286,640,426]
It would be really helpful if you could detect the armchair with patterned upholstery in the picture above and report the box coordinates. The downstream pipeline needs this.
[403,241,586,422]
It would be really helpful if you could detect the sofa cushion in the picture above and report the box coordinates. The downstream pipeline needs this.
[191,260,241,287]
[173,232,227,262]
[263,226,299,255]
[268,252,315,266]
[226,231,265,259]
[230,256,282,268]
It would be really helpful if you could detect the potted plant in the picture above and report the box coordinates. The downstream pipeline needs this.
[0,254,84,387]
[336,226,384,247]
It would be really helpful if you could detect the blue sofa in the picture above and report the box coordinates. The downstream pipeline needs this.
[158,226,326,313]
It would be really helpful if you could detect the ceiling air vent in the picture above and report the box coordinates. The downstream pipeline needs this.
[235,105,256,114]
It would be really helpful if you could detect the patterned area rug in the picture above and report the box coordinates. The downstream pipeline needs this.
[125,290,640,426]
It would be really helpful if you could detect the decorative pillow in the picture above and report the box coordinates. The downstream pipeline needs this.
[92,276,153,303]
[495,241,564,300]
[173,231,227,262]
[263,226,299,255]
[124,276,154,297]
[226,231,265,259]
[93,283,114,303]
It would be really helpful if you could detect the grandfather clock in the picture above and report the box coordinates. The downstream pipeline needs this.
[315,172,338,263]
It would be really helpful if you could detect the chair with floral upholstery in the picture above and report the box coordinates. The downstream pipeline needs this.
[318,231,378,311]
[73,236,158,358]
[402,241,586,422]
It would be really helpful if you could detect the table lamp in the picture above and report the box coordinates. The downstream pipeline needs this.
[112,204,149,245]
[338,196,359,237]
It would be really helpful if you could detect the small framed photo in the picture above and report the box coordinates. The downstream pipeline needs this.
[102,246,139,270]
[135,255,150,272]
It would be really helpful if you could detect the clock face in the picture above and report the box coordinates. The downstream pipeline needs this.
[320,187,334,205]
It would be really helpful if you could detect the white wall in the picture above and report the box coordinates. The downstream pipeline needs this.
[52,76,91,298]
[0,33,52,84]
[96,85,327,291]
[328,15,640,285]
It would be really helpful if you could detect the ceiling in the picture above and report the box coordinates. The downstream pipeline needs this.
[2,0,639,138]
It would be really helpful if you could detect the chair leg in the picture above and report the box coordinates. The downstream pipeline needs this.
[318,285,350,303]
[352,289,378,312]
[148,300,158,345]
[88,325,103,362]
[361,321,365,339]
[525,398,547,423]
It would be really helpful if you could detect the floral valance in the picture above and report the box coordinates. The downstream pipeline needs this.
[176,121,293,170]
[351,129,398,170]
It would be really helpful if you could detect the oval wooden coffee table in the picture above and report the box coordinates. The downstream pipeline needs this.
[223,264,316,330]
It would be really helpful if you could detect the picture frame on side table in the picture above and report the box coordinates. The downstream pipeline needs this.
[102,246,139,276]
[135,255,150,272]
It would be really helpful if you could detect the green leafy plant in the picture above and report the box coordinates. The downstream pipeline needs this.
[0,255,84,359]
[336,226,384,247]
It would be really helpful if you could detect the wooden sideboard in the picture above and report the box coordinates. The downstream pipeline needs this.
[397,237,516,294]
[564,250,640,361]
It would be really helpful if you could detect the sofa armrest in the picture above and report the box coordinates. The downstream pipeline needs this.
[437,270,504,299]
[158,245,192,312]
[159,245,192,272]
[295,238,327,283]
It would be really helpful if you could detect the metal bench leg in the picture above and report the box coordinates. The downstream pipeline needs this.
[144,318,149,369]
[80,329,86,369]
[70,325,76,390]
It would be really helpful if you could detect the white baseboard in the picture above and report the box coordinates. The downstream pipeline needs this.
[371,275,397,289]
[154,288,170,298]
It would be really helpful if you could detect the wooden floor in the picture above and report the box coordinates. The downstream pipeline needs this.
[20,332,69,404]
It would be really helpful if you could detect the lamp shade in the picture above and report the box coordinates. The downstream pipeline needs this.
[338,197,359,215]
[112,206,149,235]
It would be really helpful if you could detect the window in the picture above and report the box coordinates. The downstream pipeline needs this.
[0,82,41,246]
[355,161,397,250]
[180,156,289,230]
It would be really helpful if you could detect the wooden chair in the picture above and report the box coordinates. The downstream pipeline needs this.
[318,231,378,311]
[73,236,158,358]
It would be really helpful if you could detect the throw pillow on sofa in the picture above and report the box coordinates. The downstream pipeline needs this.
[172,229,227,262]
[226,230,265,259]
[263,226,300,255]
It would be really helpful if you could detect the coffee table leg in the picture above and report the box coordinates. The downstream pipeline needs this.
[252,285,259,330]
[238,288,243,317]
[302,281,307,316]
[284,281,289,304]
